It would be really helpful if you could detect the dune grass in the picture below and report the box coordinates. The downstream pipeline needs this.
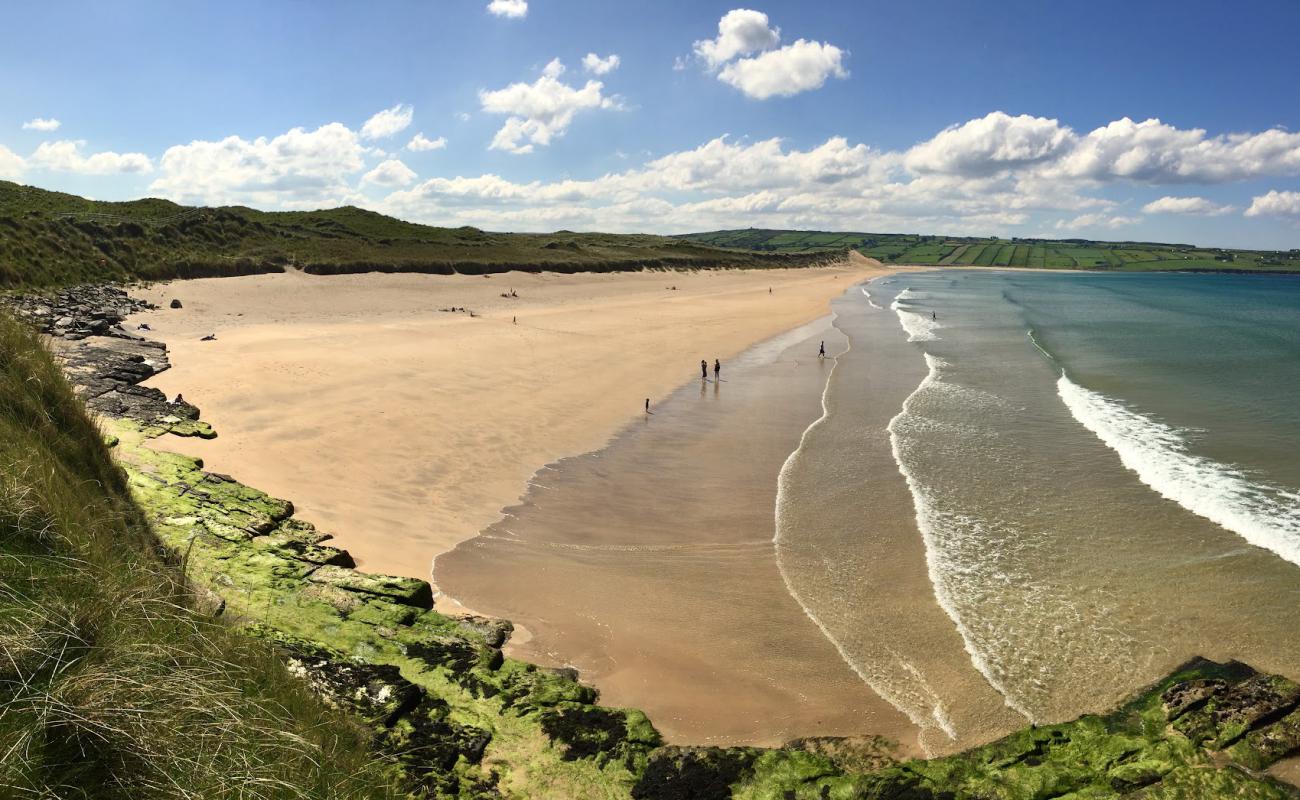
[0,181,830,288]
[0,313,403,799]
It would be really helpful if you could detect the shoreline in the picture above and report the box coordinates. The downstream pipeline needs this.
[127,258,896,585]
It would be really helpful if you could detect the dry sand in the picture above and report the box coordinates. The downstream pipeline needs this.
[131,258,888,585]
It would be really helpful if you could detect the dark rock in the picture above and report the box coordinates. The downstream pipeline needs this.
[543,666,581,683]
[632,747,760,800]
[538,705,652,766]
[454,614,514,648]
[280,641,422,727]
[170,298,183,309]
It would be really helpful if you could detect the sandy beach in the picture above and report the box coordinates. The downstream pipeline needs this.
[131,257,888,586]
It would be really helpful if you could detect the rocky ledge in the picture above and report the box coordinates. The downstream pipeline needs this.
[24,288,1300,799]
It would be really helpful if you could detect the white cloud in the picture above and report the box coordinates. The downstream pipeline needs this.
[487,0,527,18]
[906,112,1075,176]
[407,133,447,152]
[693,9,781,68]
[22,117,61,132]
[0,144,24,178]
[691,10,846,100]
[362,159,417,187]
[1245,190,1300,218]
[716,39,847,100]
[479,59,617,154]
[1048,118,1300,183]
[1141,195,1235,216]
[149,122,367,206]
[29,140,152,174]
[455,112,471,122]
[1054,213,1140,231]
[582,53,620,75]
[361,104,414,140]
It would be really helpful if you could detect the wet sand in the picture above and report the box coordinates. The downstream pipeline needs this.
[435,315,923,751]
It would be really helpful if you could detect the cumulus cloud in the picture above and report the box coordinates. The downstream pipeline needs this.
[486,0,527,18]
[149,122,367,206]
[361,104,414,140]
[1054,213,1140,231]
[582,53,620,75]
[906,112,1075,176]
[1048,118,1300,183]
[479,59,617,154]
[693,9,781,68]
[22,117,61,132]
[716,39,847,100]
[690,9,845,99]
[362,159,417,187]
[407,133,447,152]
[0,144,24,179]
[29,140,152,174]
[1244,190,1300,218]
[1141,195,1235,216]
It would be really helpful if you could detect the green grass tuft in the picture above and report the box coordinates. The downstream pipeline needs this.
[0,313,403,799]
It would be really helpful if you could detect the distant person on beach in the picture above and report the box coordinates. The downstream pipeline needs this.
[645,398,650,413]
[714,359,721,379]
[932,311,937,320]
[701,359,708,379]
[819,341,826,358]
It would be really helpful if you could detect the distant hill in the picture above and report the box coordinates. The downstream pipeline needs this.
[675,228,1300,273]
[0,182,834,288]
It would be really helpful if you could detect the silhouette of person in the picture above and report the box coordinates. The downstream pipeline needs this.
[714,359,721,380]
[645,397,650,413]
[701,359,708,379]
[819,341,826,359]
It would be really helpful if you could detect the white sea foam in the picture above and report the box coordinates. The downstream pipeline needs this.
[861,287,883,310]
[891,289,941,341]
[773,323,959,752]
[886,354,1036,721]
[1057,374,1300,567]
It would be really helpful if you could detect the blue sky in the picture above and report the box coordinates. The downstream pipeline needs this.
[3,0,1300,247]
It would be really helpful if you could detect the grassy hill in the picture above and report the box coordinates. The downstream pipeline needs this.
[676,229,1300,272]
[0,182,833,288]
[0,314,401,798]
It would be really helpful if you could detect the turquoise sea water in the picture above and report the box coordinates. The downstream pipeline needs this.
[779,269,1300,751]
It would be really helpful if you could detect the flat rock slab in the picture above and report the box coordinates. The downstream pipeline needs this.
[307,565,435,610]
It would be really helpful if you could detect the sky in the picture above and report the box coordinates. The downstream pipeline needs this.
[3,0,1300,248]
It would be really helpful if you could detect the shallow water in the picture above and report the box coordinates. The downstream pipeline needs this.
[822,270,1300,746]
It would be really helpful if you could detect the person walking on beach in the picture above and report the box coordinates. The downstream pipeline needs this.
[701,359,708,379]
[645,398,650,413]
[818,341,826,359]
[713,359,721,380]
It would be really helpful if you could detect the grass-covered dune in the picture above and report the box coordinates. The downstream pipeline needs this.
[0,182,836,288]
[0,314,402,798]
[677,228,1300,272]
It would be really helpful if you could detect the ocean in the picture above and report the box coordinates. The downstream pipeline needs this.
[778,269,1300,752]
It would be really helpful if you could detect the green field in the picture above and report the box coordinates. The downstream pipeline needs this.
[676,228,1300,273]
